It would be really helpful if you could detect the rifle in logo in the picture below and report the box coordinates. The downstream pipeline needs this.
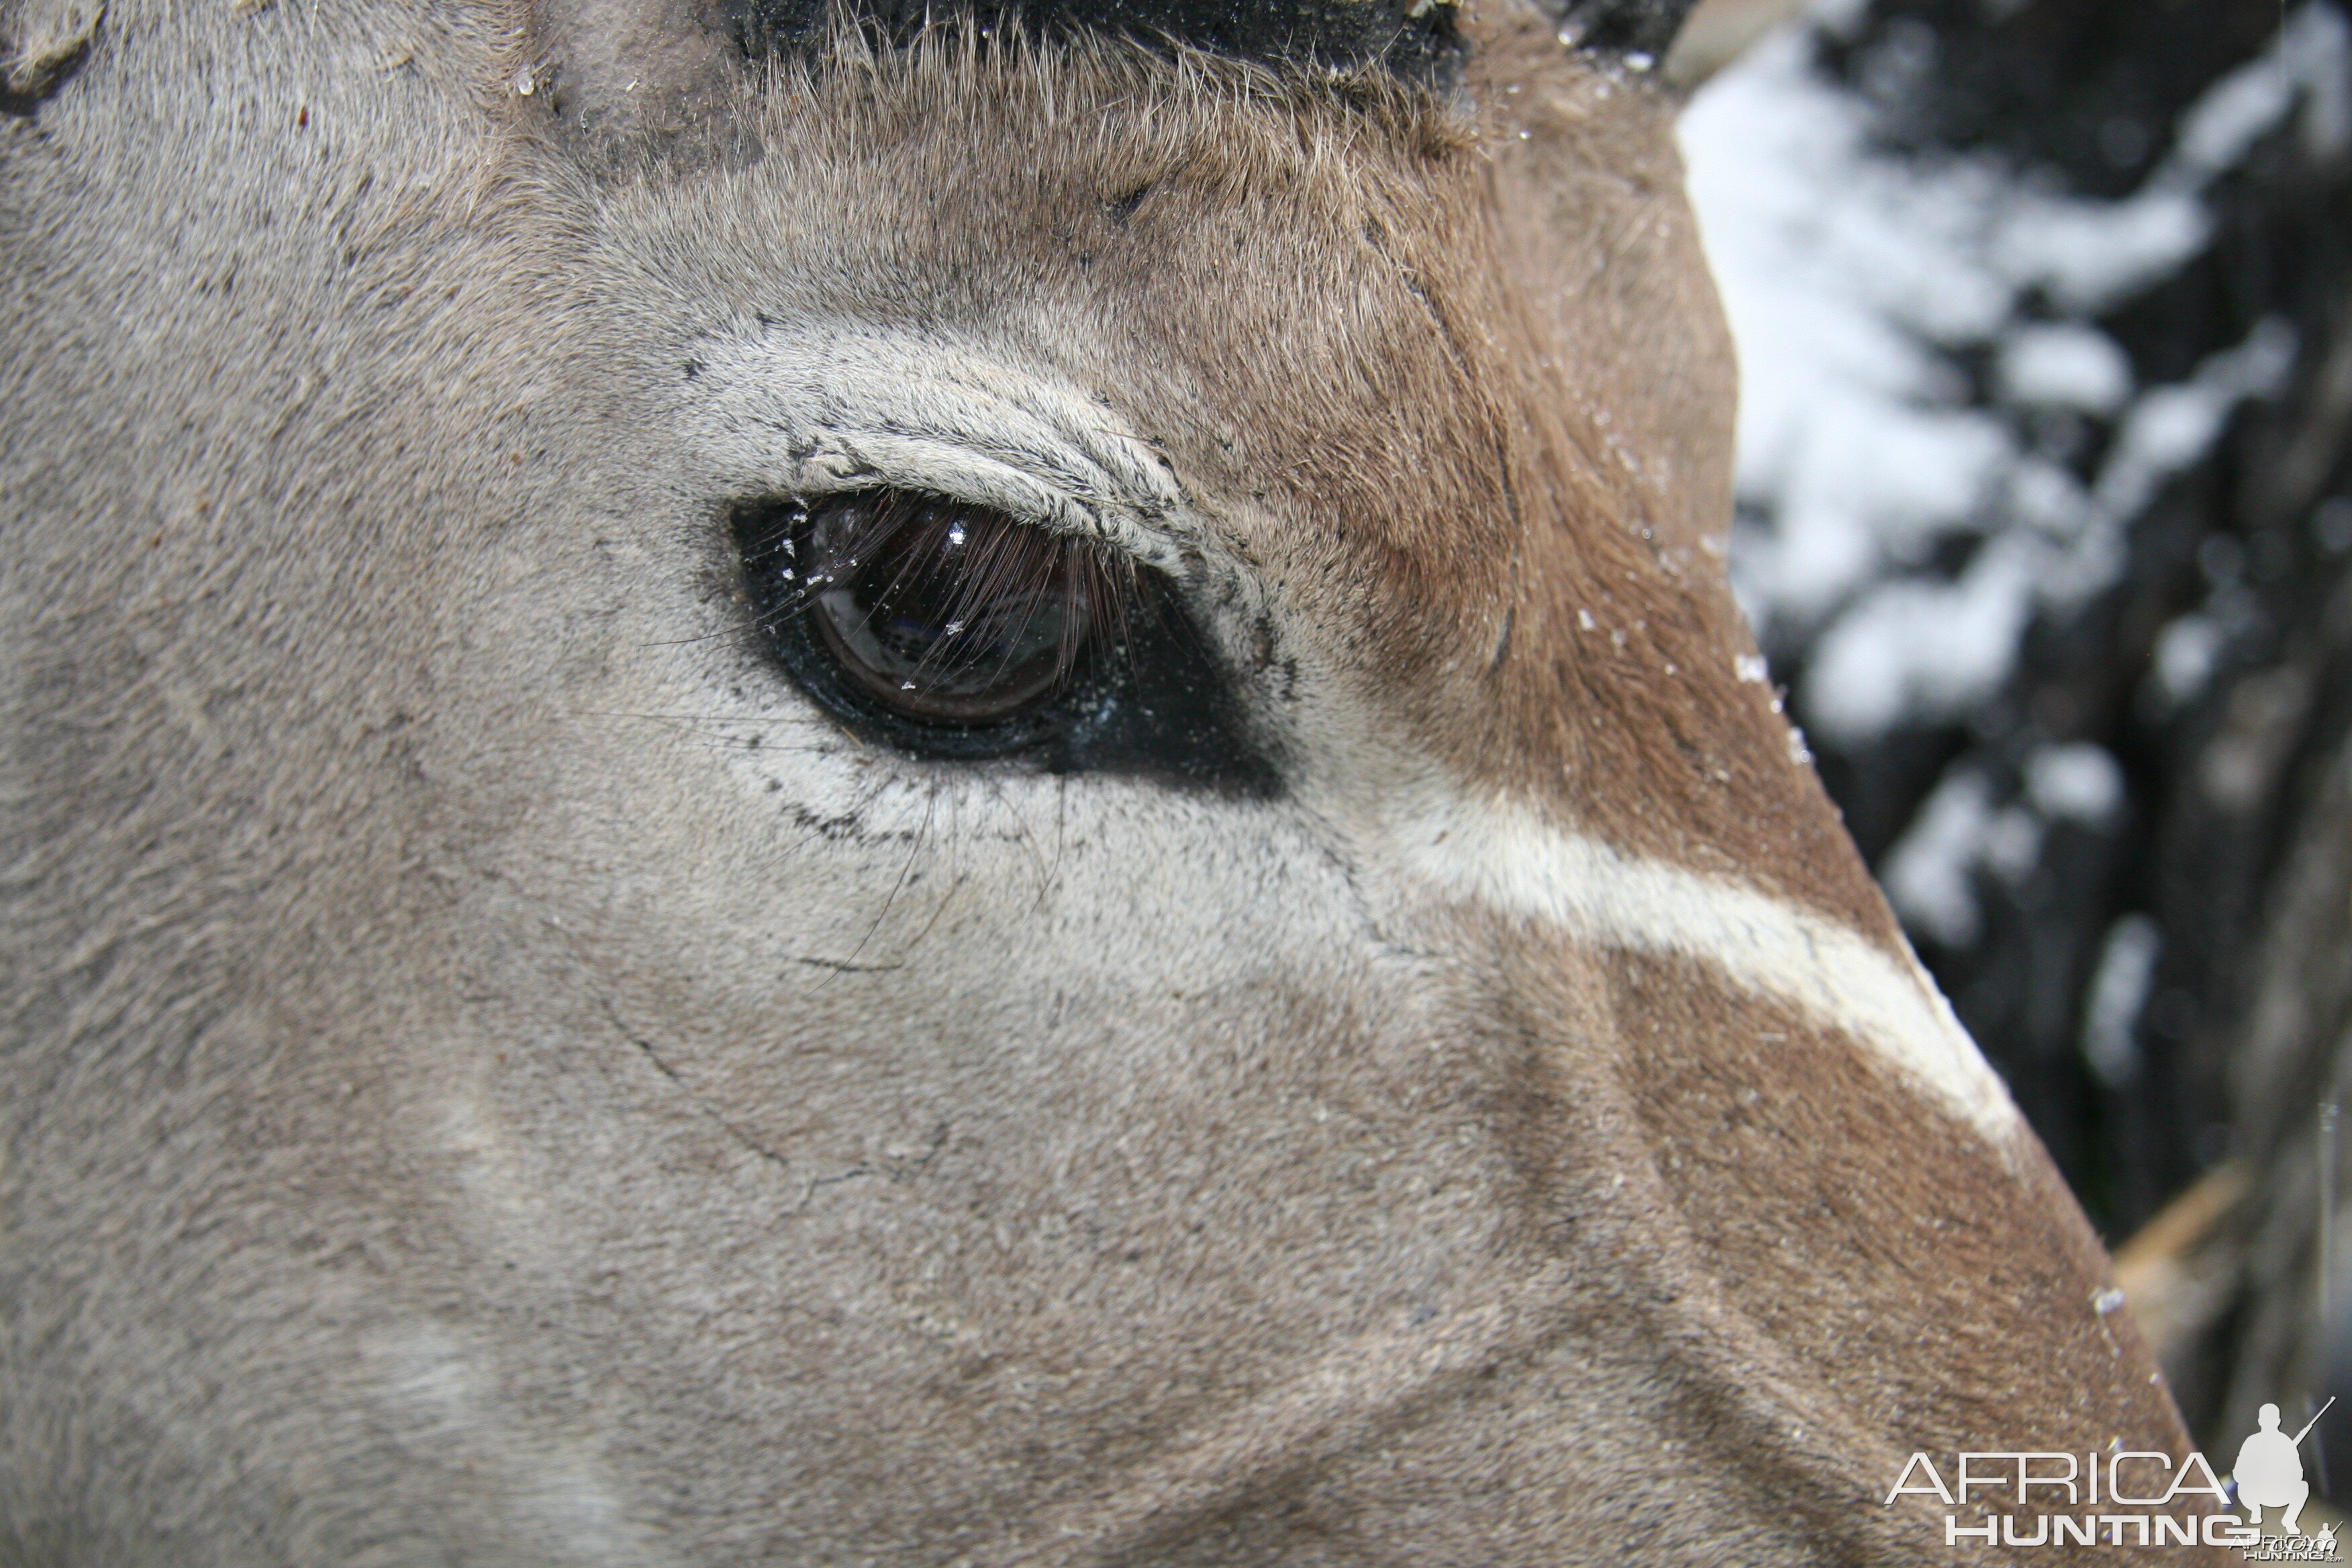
[2236,1397,2336,1536]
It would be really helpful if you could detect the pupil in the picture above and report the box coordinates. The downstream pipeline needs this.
[803,493,1083,723]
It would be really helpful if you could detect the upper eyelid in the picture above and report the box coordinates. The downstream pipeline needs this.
[689,327,1193,573]
[793,432,1130,549]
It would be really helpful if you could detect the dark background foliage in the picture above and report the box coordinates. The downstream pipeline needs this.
[1707,0,2352,1461]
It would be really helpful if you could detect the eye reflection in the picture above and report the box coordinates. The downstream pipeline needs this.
[785,489,1124,725]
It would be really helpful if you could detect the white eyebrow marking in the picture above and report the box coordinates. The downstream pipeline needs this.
[687,324,1191,570]
[1395,793,2023,1144]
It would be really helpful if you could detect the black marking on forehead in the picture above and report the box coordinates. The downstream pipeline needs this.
[723,0,1465,78]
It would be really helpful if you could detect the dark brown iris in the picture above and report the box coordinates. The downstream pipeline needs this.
[798,490,1118,724]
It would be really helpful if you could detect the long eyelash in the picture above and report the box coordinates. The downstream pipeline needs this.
[747,514,828,628]
[812,491,1134,689]
[744,493,915,630]
[923,516,1112,686]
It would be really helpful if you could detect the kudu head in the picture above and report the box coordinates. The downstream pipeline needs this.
[1,0,2200,1559]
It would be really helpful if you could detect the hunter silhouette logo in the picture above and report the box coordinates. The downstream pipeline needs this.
[2233,1400,2328,1536]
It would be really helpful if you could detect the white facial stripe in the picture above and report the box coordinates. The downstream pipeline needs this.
[691,326,1190,570]
[1395,796,2022,1145]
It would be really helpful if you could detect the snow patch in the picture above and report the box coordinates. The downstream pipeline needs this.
[2026,742,2124,827]
[1997,324,2133,415]
[1683,10,2320,746]
[1802,534,2037,745]
[2094,318,2298,524]
[1877,747,2123,948]
[1990,188,2209,317]
[2083,914,2161,1089]
[2152,612,2226,707]
[1787,320,2291,745]
[1881,770,1994,949]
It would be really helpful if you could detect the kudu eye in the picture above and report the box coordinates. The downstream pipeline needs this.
[733,489,1126,742]
[785,489,1115,724]
[732,489,1280,794]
